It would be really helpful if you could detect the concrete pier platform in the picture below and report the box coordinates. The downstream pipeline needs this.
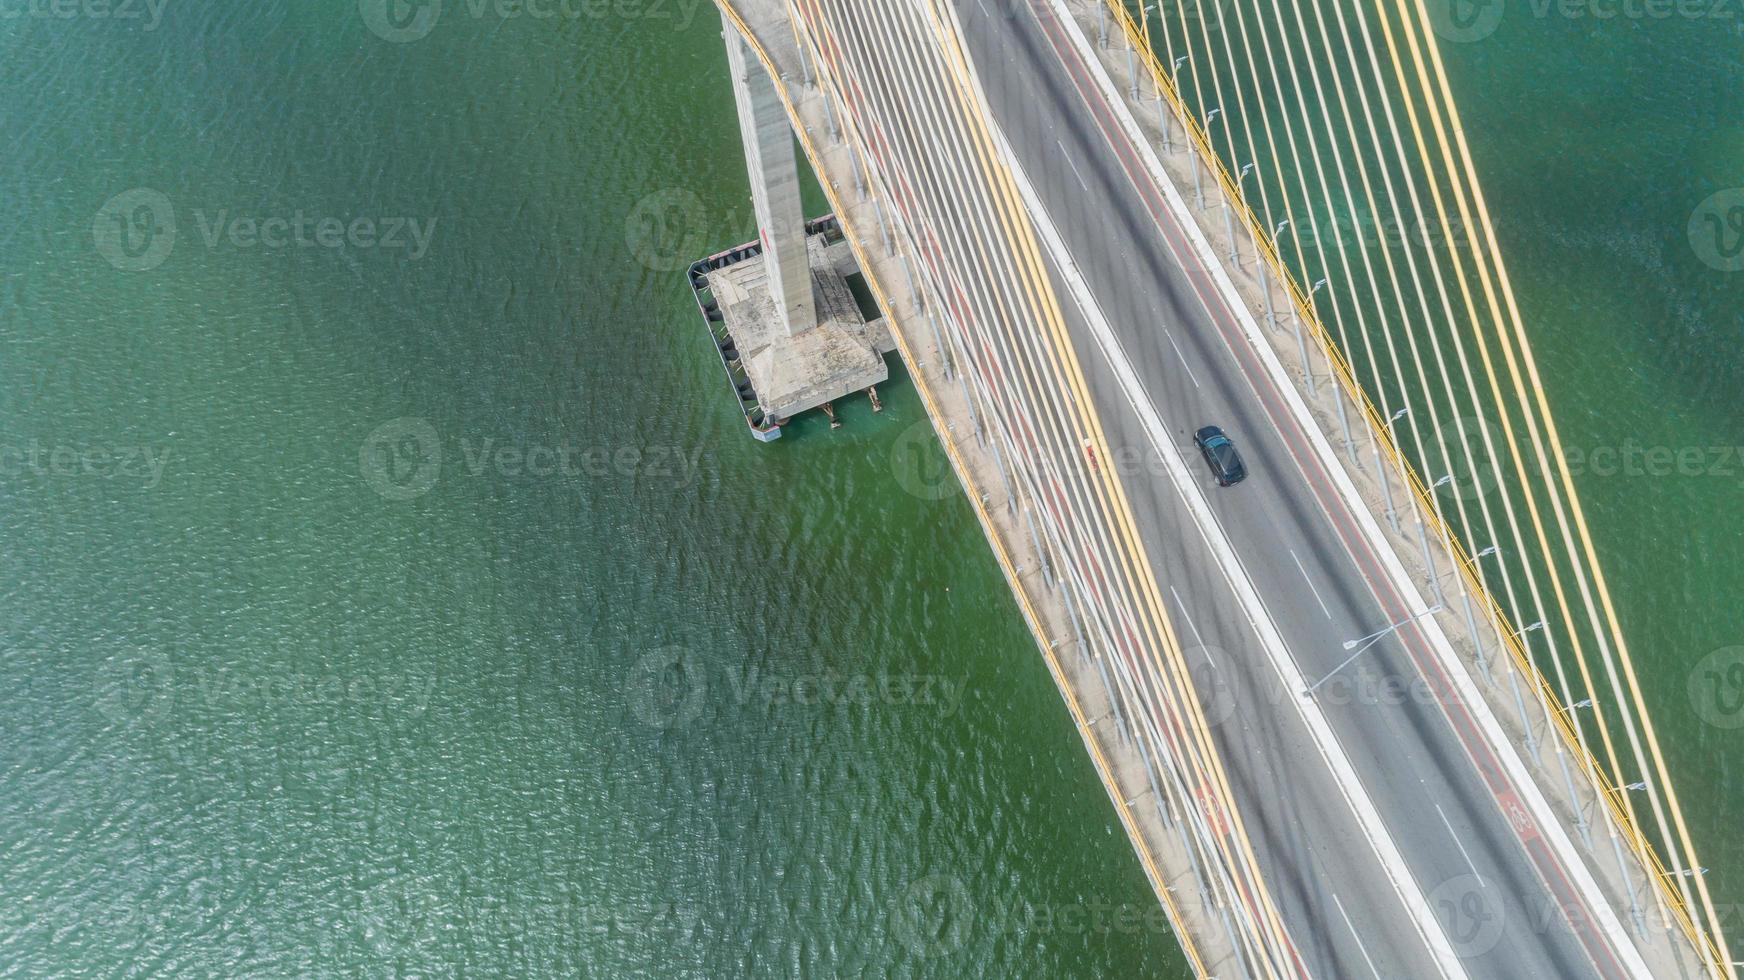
[689,216,894,439]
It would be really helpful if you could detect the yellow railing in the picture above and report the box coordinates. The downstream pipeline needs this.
[712,2,1214,974]
[1099,0,1722,971]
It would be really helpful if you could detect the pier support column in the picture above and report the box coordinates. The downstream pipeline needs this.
[724,22,815,338]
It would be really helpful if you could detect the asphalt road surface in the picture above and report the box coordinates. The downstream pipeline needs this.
[948,2,1653,977]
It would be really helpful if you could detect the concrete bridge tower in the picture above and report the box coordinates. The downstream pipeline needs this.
[681,14,895,440]
[723,25,815,338]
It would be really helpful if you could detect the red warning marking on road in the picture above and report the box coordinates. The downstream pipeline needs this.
[1196,784,1229,838]
[1498,789,1539,842]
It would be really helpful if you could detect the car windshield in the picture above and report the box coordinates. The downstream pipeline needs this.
[1214,444,1238,471]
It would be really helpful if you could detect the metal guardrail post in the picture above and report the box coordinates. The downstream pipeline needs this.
[1256,260,1276,331]
[1290,309,1313,396]
[872,197,893,257]
[1552,737,1596,850]
[1220,202,1239,267]
[924,310,952,380]
[1333,387,1355,465]
[1084,0,1725,966]
[898,250,920,310]
[1023,502,1055,588]
[819,75,839,141]
[984,427,1017,514]
[1413,515,1443,607]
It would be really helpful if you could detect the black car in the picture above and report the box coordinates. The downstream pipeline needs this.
[1194,425,1247,486]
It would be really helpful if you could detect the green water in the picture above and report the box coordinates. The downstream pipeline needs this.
[1437,0,1744,921]
[0,3,1180,977]
[3,1,1739,976]
[1145,0,1744,930]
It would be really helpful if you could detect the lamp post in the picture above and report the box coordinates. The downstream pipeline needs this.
[1229,162,1256,267]
[1510,620,1545,641]
[1463,544,1498,570]
[1375,406,1409,534]
[1556,697,1593,717]
[1202,108,1244,273]
[1303,605,1443,698]
[1158,51,1188,152]
[1268,217,1311,397]
[1180,60,1205,207]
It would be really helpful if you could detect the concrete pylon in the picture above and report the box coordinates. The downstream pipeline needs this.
[723,21,815,338]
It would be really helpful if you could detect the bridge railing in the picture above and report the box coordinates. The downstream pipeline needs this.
[710,2,1231,974]
[1098,0,1724,971]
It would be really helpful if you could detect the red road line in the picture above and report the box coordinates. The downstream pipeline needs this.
[799,3,1167,700]
[1025,6,1629,977]
[797,6,1309,971]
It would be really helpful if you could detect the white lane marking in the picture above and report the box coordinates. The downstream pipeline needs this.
[1165,328,1201,388]
[1058,138,1090,192]
[1169,584,1219,674]
[1038,6,1650,976]
[1437,803,1487,889]
[996,123,1467,980]
[1291,549,1334,620]
[1333,891,1385,980]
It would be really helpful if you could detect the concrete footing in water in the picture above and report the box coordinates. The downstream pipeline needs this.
[688,216,895,441]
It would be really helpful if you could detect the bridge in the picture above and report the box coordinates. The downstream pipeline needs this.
[687,1,1735,976]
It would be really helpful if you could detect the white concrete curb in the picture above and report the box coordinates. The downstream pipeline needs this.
[1037,2,1651,976]
[998,121,1468,980]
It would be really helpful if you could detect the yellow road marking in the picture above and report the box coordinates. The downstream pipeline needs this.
[1104,0,1725,971]
[713,3,1218,974]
